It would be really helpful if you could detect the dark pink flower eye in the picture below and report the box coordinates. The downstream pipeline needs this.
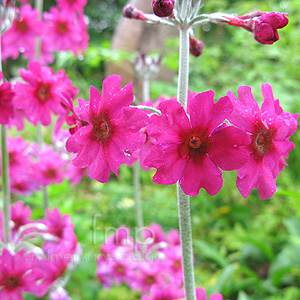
[57,21,68,34]
[36,83,51,102]
[99,121,108,134]
[16,19,28,33]
[256,134,265,145]
[4,275,20,290]
[188,136,202,149]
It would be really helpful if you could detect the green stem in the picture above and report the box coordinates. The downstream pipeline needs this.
[1,125,11,244]
[143,79,150,102]
[133,161,144,230]
[0,6,12,244]
[37,123,49,211]
[177,26,196,300]
[136,105,161,115]
[35,0,43,61]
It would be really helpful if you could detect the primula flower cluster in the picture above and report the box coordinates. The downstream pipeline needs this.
[66,74,297,199]
[0,135,87,196]
[0,202,78,299]
[96,224,183,291]
[142,285,227,300]
[1,0,89,63]
[96,225,229,300]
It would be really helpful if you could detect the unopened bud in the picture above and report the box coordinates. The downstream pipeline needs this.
[252,12,288,44]
[152,0,174,18]
[123,4,147,21]
[189,36,204,57]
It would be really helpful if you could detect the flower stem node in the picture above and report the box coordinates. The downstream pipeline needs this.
[152,0,174,18]
[123,4,148,21]
[189,36,204,57]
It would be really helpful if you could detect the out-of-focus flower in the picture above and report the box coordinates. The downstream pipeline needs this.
[0,71,15,125]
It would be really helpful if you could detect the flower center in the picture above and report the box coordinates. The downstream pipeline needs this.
[252,124,275,160]
[188,136,202,149]
[99,121,108,133]
[16,19,28,33]
[57,21,68,34]
[173,259,181,270]
[115,264,125,274]
[145,275,156,284]
[36,83,51,102]
[4,275,19,290]
[45,168,57,179]
[256,134,265,145]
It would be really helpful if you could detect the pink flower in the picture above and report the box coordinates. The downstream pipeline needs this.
[49,287,72,300]
[227,84,298,199]
[11,201,32,232]
[141,284,184,300]
[66,75,148,183]
[195,287,226,300]
[37,245,71,297]
[252,12,288,45]
[14,61,67,126]
[0,248,42,299]
[37,148,67,187]
[144,92,251,197]
[130,262,166,293]
[57,0,87,13]
[41,207,77,255]
[65,162,87,185]
[43,7,85,55]
[0,72,15,125]
[1,5,42,61]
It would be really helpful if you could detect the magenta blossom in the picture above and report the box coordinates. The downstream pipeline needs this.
[66,75,148,183]
[14,61,68,126]
[142,286,228,300]
[227,84,298,199]
[43,7,86,55]
[141,284,184,300]
[145,92,251,196]
[57,0,87,13]
[0,71,15,125]
[1,5,42,61]
[37,148,67,187]
[41,207,77,255]
[0,248,42,299]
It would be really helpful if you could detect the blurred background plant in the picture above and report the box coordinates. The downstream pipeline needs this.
[4,0,299,299]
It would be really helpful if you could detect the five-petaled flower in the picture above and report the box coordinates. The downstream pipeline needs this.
[144,92,251,197]
[227,84,298,199]
[66,75,148,183]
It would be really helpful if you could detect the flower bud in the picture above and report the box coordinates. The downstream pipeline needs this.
[152,0,174,18]
[189,36,204,57]
[122,4,147,21]
[253,12,288,44]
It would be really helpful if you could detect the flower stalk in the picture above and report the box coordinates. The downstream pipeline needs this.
[35,0,49,212]
[176,24,196,300]
[0,7,12,244]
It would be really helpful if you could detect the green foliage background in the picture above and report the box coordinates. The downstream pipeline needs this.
[17,0,300,299]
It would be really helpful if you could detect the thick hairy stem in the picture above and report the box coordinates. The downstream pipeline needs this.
[177,26,196,300]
